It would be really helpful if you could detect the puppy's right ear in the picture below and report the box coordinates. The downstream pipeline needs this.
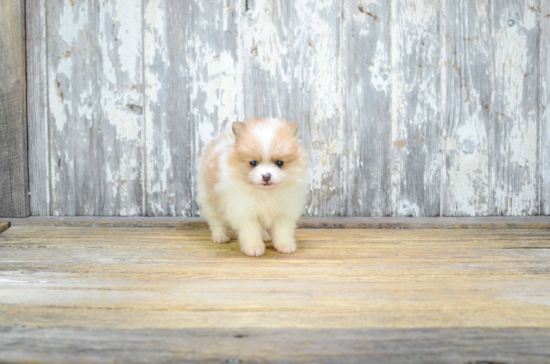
[232,122,245,139]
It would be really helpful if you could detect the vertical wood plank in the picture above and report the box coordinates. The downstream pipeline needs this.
[390,0,442,217]
[541,1,550,215]
[48,0,144,216]
[242,0,290,119]
[47,0,97,215]
[243,0,343,216]
[0,0,29,217]
[143,0,191,216]
[342,0,391,216]
[96,0,143,216]
[144,1,242,217]
[442,0,493,216]
[492,0,539,215]
[27,0,50,216]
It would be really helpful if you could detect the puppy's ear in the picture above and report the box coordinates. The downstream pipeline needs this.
[232,122,245,139]
[288,122,299,137]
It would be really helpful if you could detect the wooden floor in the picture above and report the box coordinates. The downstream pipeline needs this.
[1,224,550,363]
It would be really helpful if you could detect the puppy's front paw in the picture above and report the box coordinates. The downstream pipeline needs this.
[274,241,297,254]
[241,244,266,257]
[212,234,230,244]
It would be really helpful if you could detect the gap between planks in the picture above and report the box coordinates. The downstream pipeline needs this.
[0,216,549,230]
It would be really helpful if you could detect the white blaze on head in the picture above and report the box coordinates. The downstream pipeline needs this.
[251,118,281,156]
[248,119,285,187]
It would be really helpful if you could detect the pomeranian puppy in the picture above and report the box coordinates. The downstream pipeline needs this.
[197,118,308,257]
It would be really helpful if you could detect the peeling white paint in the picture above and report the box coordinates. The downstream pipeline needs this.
[37,0,544,217]
[371,40,389,93]
[198,122,215,148]
[493,3,538,215]
[58,2,88,45]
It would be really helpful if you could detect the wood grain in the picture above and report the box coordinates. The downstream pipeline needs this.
[26,0,50,216]
[0,0,29,218]
[542,0,550,215]
[22,0,549,217]
[47,0,96,215]
[47,0,144,216]
[492,0,539,215]
[1,226,550,361]
[2,327,549,363]
[442,0,492,216]
[1,227,550,328]
[342,0,391,216]
[143,0,192,217]
[390,0,441,217]
[96,0,144,216]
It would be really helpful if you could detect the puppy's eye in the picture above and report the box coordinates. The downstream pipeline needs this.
[250,161,258,167]
[275,160,284,167]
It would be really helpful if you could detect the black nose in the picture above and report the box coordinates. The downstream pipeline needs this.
[262,173,271,181]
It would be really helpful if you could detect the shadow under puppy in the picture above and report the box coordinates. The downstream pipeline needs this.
[197,118,308,257]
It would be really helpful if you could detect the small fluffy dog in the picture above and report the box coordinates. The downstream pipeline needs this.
[197,118,308,257]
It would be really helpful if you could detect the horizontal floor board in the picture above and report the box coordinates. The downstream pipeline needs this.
[1,226,550,362]
[2,327,549,364]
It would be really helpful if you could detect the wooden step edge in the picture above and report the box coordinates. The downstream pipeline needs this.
[1,217,549,229]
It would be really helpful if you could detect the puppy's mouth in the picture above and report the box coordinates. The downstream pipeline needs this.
[259,181,276,188]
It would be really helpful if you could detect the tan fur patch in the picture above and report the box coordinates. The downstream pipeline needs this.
[271,122,303,165]
[228,120,265,184]
[200,141,221,190]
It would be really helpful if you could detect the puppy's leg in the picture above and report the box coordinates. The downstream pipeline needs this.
[202,206,230,244]
[208,218,230,244]
[262,229,272,241]
[271,218,297,254]
[234,220,265,257]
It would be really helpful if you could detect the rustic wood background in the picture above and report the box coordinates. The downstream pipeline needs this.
[0,0,29,218]
[25,0,549,217]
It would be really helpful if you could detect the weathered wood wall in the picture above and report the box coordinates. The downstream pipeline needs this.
[0,0,29,217]
[25,0,547,217]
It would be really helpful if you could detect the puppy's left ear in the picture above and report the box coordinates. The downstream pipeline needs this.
[232,122,245,139]
[288,122,299,137]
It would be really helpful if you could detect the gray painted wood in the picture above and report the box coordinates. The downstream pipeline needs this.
[47,0,144,216]
[342,0,391,216]
[243,0,344,216]
[1,327,549,363]
[143,0,190,217]
[21,0,549,217]
[0,0,29,218]
[95,0,144,216]
[492,0,539,215]
[542,1,550,215]
[442,0,493,216]
[144,0,242,217]
[390,0,441,217]
[47,1,98,216]
[26,0,50,216]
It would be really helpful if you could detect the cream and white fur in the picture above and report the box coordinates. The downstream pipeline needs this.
[196,118,308,257]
